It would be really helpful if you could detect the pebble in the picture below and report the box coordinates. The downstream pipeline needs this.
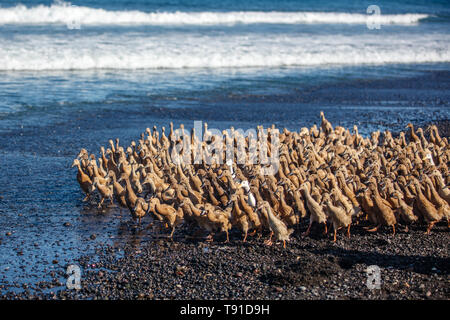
[63,222,71,227]
[90,234,97,240]
[2,208,449,300]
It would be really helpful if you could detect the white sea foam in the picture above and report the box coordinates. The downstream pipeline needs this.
[0,2,429,26]
[0,32,448,71]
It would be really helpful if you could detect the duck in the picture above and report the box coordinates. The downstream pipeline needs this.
[412,179,443,234]
[300,183,328,236]
[148,197,184,238]
[132,197,149,225]
[73,114,449,244]
[258,201,292,248]
[367,182,397,235]
[389,190,417,232]
[91,177,113,209]
[237,190,261,236]
[229,193,249,242]
[276,186,299,226]
[323,193,352,242]
[106,171,127,212]
[202,203,232,243]
[72,159,93,202]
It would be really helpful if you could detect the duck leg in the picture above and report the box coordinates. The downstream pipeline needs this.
[256,228,263,239]
[323,222,328,235]
[98,197,105,209]
[242,230,248,242]
[333,229,337,242]
[392,225,396,236]
[346,224,351,238]
[302,221,312,237]
[169,226,176,239]
[223,231,229,244]
[367,224,380,232]
[426,221,436,235]
[205,233,214,242]
[264,231,274,246]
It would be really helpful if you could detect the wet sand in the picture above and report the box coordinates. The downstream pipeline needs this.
[3,220,448,300]
[0,70,449,299]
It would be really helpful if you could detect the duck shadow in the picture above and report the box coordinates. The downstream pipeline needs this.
[308,246,449,275]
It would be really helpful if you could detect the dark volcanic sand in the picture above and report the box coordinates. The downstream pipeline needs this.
[0,69,449,300]
[2,220,448,300]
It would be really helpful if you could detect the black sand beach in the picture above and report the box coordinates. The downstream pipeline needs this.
[3,220,448,300]
[0,70,449,300]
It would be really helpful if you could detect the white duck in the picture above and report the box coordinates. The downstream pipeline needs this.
[240,180,256,208]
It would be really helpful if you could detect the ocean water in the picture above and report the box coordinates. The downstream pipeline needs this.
[0,0,449,125]
[0,0,449,295]
[0,0,449,119]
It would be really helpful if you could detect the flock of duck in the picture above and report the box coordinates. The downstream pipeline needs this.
[72,113,449,247]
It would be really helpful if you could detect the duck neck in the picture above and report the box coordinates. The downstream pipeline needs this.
[76,163,87,177]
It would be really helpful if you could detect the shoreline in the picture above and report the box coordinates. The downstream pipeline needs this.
[1,119,449,300]
[0,70,449,300]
